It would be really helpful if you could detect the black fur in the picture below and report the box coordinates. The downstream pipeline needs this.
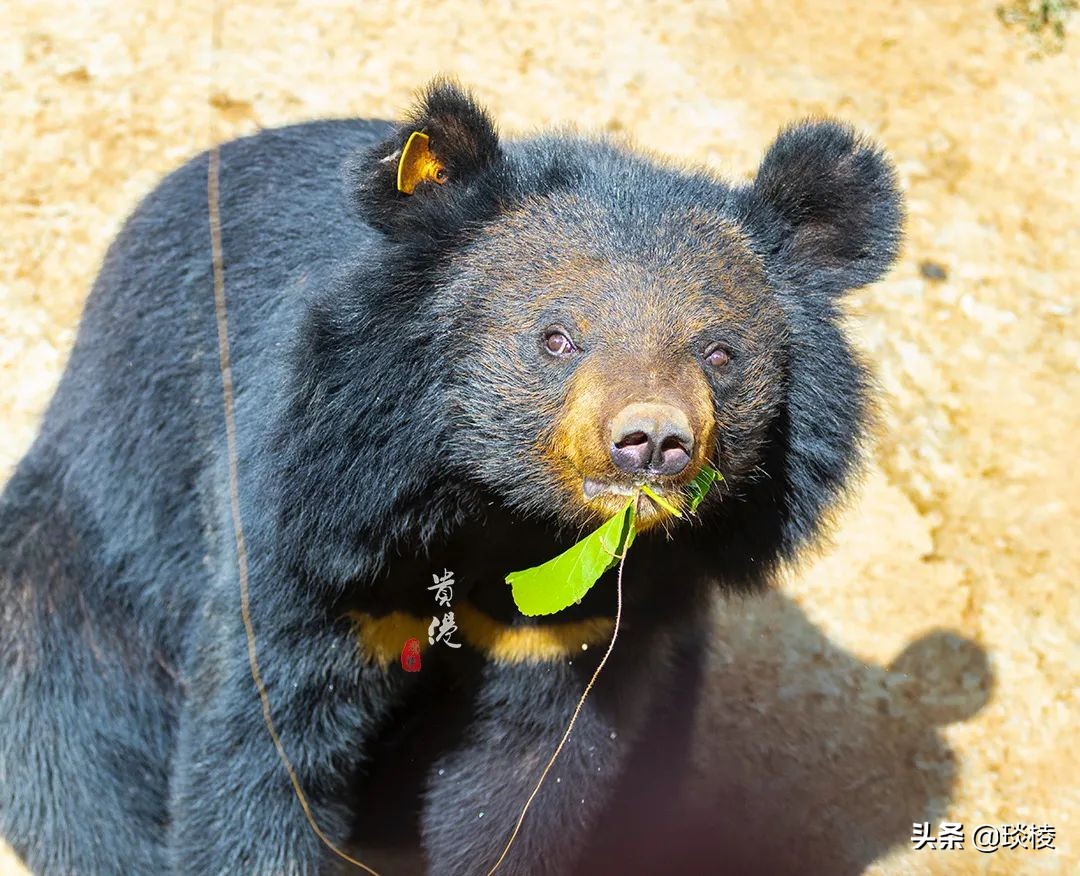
[0,83,902,875]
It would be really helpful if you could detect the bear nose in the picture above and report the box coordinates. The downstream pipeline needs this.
[609,403,694,477]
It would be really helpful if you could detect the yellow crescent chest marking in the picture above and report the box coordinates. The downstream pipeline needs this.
[347,611,432,667]
[453,602,614,664]
[347,603,614,667]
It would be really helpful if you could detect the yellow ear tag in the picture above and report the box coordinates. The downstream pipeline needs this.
[396,131,447,195]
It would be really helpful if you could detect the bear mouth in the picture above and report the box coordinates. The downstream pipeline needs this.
[581,477,681,525]
[581,478,637,500]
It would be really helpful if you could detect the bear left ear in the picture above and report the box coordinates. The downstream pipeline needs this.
[349,80,504,238]
[742,120,903,296]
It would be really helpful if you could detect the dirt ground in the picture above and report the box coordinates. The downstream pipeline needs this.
[1,1,1077,874]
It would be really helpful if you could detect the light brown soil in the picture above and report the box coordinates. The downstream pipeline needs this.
[1,2,1077,874]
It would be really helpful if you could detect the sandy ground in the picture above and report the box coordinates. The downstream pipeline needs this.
[1,1,1077,874]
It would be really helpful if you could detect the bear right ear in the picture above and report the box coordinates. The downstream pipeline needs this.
[348,80,504,238]
[741,120,903,298]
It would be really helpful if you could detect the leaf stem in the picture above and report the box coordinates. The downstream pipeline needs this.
[638,484,683,517]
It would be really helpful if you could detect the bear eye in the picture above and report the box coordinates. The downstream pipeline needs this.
[704,343,731,369]
[542,327,576,358]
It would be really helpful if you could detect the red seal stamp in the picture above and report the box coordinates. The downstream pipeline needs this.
[400,637,422,672]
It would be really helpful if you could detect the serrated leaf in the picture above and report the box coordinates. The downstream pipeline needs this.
[506,498,636,617]
[687,465,722,513]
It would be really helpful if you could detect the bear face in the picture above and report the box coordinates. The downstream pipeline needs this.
[440,187,785,532]
[341,81,901,555]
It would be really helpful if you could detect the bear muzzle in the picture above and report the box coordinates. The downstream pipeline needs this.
[548,360,716,525]
[608,402,694,477]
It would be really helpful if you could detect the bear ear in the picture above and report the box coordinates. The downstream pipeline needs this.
[348,80,504,238]
[743,120,903,296]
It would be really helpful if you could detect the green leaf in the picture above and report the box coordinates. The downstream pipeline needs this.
[687,465,722,513]
[506,498,636,617]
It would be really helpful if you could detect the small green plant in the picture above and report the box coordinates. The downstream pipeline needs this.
[998,0,1077,54]
[505,465,722,616]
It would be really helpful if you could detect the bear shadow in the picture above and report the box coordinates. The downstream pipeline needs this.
[577,589,993,875]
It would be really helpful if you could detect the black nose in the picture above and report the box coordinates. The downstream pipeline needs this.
[609,403,694,477]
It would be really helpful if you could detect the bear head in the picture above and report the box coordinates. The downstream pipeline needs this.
[277,80,902,587]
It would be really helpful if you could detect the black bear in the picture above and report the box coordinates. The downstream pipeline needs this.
[0,81,902,875]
